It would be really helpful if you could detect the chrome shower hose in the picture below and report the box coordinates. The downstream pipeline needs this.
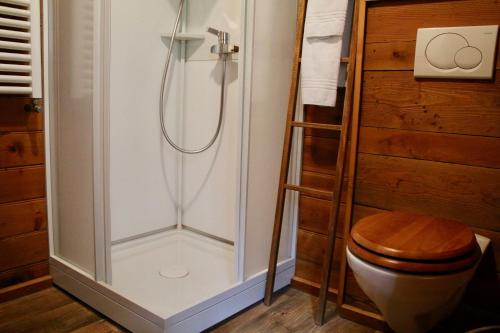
[159,0,227,154]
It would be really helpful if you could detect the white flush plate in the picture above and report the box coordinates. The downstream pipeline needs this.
[414,25,498,79]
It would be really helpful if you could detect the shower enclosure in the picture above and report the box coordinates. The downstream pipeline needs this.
[44,0,300,331]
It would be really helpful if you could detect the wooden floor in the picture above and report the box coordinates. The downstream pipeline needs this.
[0,286,375,333]
[0,287,126,333]
[206,287,377,333]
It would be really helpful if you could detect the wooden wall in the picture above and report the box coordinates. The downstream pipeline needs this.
[0,0,51,302]
[293,0,500,323]
[0,97,51,302]
[0,1,51,301]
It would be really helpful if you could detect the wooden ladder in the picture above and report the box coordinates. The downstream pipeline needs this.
[263,0,359,326]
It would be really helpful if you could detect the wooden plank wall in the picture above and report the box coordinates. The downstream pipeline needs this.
[0,0,51,300]
[294,0,500,319]
[0,96,51,302]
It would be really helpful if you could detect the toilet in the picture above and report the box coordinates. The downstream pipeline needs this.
[346,211,490,333]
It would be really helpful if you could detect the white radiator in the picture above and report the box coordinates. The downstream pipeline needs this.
[0,0,41,97]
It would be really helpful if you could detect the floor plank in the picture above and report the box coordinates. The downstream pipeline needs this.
[0,286,377,333]
[71,320,124,333]
[206,287,378,333]
[0,287,126,333]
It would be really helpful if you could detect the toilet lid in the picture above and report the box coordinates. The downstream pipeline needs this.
[347,235,481,273]
[351,212,477,261]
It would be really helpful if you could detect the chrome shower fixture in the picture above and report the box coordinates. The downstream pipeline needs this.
[159,0,237,154]
[207,27,239,57]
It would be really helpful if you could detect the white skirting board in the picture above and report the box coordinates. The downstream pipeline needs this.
[50,256,295,333]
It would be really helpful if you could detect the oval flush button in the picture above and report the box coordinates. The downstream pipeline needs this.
[425,33,468,69]
[454,46,482,69]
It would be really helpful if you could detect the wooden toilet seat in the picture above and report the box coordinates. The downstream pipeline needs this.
[348,212,481,274]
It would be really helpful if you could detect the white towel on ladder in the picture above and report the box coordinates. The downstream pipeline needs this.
[301,0,349,107]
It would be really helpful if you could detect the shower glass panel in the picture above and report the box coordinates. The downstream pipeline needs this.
[49,0,96,276]
[107,0,242,317]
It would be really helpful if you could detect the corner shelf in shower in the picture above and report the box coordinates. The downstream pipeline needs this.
[161,32,205,41]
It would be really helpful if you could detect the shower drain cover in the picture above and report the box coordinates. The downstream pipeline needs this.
[159,265,189,279]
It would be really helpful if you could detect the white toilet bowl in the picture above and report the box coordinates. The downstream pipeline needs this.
[347,234,490,333]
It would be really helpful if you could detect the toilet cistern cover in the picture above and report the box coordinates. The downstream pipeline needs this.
[351,212,477,261]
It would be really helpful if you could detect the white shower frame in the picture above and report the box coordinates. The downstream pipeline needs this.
[43,0,301,332]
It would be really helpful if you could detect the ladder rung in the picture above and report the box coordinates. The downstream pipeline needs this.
[291,121,341,131]
[298,57,349,64]
[284,184,333,200]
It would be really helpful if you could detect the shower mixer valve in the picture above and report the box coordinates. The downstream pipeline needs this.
[207,27,239,57]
